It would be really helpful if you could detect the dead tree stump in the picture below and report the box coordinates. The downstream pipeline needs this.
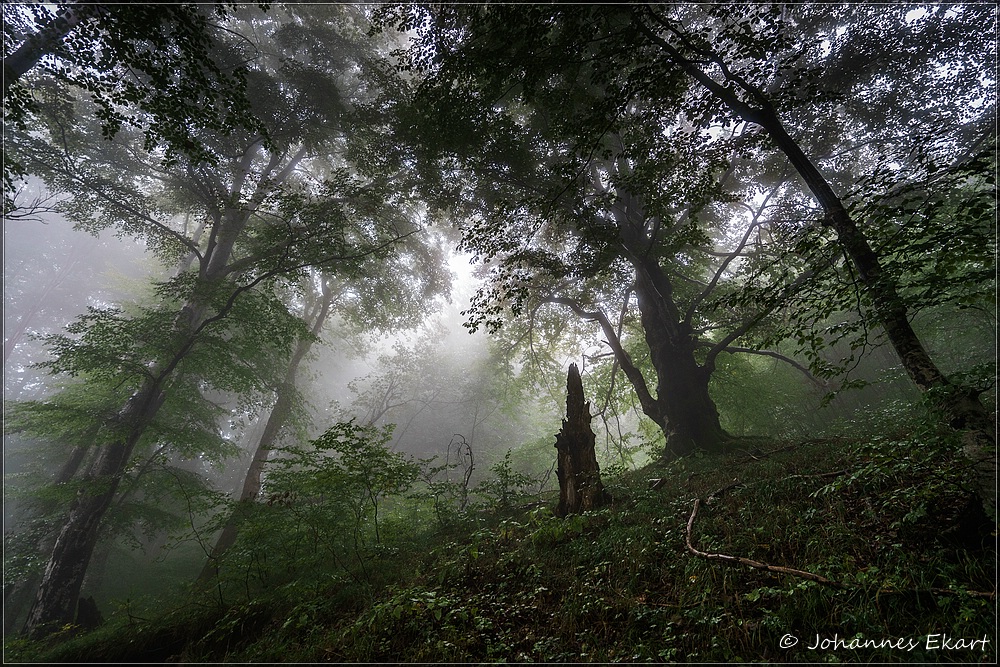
[555,363,611,517]
[76,595,103,630]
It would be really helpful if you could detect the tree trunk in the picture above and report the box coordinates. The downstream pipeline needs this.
[22,383,165,638]
[197,280,337,584]
[632,259,730,457]
[632,12,997,520]
[2,3,102,95]
[22,273,212,638]
[754,102,997,520]
[555,363,611,517]
[602,173,731,459]
[3,423,100,633]
[195,382,295,584]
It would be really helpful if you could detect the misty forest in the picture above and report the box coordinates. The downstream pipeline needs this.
[2,3,996,663]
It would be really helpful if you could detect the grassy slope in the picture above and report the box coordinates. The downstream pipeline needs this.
[10,435,997,663]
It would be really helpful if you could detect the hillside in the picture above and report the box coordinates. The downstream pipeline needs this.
[8,432,995,664]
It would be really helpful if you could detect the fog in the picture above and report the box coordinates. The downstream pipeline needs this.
[3,3,994,655]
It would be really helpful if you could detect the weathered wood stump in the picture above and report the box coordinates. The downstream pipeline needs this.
[555,363,611,517]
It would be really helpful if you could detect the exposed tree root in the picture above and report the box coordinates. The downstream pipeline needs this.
[684,499,996,600]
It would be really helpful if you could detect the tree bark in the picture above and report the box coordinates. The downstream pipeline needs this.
[632,258,729,457]
[570,158,733,458]
[2,3,102,96]
[3,425,100,634]
[555,363,611,517]
[22,383,166,637]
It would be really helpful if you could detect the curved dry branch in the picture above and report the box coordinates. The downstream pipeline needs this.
[686,498,846,587]
[685,499,995,600]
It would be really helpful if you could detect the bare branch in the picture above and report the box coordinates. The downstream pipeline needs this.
[687,181,783,322]
[544,295,658,418]
[698,342,825,387]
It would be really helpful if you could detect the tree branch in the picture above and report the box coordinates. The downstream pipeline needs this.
[545,295,659,418]
[698,342,825,387]
[685,498,995,599]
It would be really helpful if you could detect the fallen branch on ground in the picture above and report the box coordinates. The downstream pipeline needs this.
[685,498,847,588]
[684,499,996,600]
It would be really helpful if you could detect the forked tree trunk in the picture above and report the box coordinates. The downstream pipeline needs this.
[590,172,732,459]
[555,363,611,517]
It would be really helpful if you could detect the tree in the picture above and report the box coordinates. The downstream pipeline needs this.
[198,227,450,583]
[12,4,439,636]
[625,3,996,517]
[2,3,267,215]
[376,5,825,457]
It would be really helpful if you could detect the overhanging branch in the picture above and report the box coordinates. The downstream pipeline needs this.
[697,342,825,387]
[545,295,659,418]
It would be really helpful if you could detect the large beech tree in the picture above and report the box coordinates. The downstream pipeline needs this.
[624,3,996,517]
[378,6,828,457]
[379,5,995,504]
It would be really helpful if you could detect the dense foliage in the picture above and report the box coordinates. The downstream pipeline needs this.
[2,2,995,662]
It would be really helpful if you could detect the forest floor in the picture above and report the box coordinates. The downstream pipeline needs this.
[7,434,997,663]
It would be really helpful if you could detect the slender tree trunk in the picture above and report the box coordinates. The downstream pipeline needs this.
[22,383,166,637]
[760,119,997,516]
[197,280,337,584]
[555,363,611,517]
[195,384,295,584]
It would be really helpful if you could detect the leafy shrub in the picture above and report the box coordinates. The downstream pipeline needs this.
[473,449,535,511]
[216,421,419,596]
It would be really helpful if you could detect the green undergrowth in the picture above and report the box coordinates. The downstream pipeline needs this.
[9,432,997,663]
